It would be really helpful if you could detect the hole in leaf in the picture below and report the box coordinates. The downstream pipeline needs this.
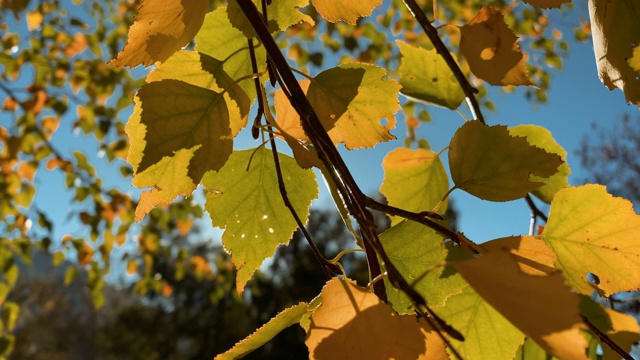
[480,47,496,60]
[587,272,600,285]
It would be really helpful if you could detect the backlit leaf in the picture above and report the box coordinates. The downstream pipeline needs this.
[227,0,314,37]
[460,7,533,86]
[481,236,556,276]
[202,148,317,292]
[380,148,449,225]
[146,50,251,136]
[522,0,571,8]
[137,79,232,183]
[434,285,525,360]
[448,121,562,201]
[397,40,465,110]
[195,6,267,101]
[509,125,570,203]
[274,63,400,149]
[589,0,640,107]
[580,296,640,360]
[109,0,209,67]
[450,250,588,360]
[216,303,308,359]
[540,184,640,295]
[306,278,446,359]
[312,0,382,24]
[26,11,43,31]
[126,99,198,221]
[380,220,468,313]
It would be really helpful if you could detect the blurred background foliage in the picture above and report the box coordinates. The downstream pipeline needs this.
[0,0,605,358]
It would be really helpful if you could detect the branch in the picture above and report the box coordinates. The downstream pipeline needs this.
[401,0,485,124]
[525,194,548,223]
[583,315,634,360]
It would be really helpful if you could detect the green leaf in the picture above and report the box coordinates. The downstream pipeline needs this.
[380,220,468,313]
[64,266,78,285]
[541,184,640,295]
[509,125,570,203]
[195,6,267,100]
[434,285,524,359]
[215,302,308,359]
[397,40,465,110]
[136,79,233,183]
[448,121,562,201]
[147,50,251,137]
[227,0,314,37]
[203,148,318,292]
[2,302,18,331]
[380,148,449,225]
[0,335,14,356]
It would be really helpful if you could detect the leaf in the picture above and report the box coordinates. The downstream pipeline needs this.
[580,296,640,360]
[306,278,447,359]
[108,0,209,68]
[589,0,640,106]
[460,7,533,86]
[227,0,314,38]
[481,236,556,276]
[450,250,588,360]
[380,148,449,225]
[540,184,640,295]
[312,0,382,24]
[126,99,198,221]
[216,303,308,359]
[195,6,267,101]
[136,79,233,184]
[434,285,525,359]
[146,50,251,136]
[509,125,570,203]
[380,220,468,313]
[202,148,318,292]
[522,0,571,8]
[448,121,562,202]
[629,46,640,72]
[26,11,43,30]
[397,40,465,110]
[275,63,400,149]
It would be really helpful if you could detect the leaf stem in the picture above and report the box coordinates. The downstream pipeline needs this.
[401,0,485,124]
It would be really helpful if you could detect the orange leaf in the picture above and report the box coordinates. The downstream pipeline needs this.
[17,161,37,182]
[460,7,534,86]
[480,235,556,276]
[3,97,18,111]
[26,11,44,30]
[64,33,88,57]
[109,0,209,68]
[306,278,447,359]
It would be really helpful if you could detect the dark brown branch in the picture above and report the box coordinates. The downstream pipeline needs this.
[583,315,634,360]
[525,194,548,223]
[401,0,485,124]
[247,39,338,278]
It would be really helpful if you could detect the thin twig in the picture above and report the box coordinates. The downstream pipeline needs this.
[583,315,634,360]
[401,0,485,124]
[525,194,548,223]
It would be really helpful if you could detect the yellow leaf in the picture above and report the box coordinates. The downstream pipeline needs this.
[629,46,640,72]
[380,148,449,225]
[460,7,534,86]
[109,0,209,68]
[306,278,447,359]
[522,0,571,8]
[126,98,198,221]
[541,184,640,295]
[216,303,308,359]
[509,125,571,203]
[589,0,640,107]
[227,0,314,37]
[26,11,43,31]
[450,250,588,360]
[481,235,556,276]
[312,0,382,24]
[448,121,562,201]
[274,82,310,142]
[274,64,400,149]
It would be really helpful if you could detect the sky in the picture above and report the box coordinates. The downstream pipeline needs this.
[4,0,639,261]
